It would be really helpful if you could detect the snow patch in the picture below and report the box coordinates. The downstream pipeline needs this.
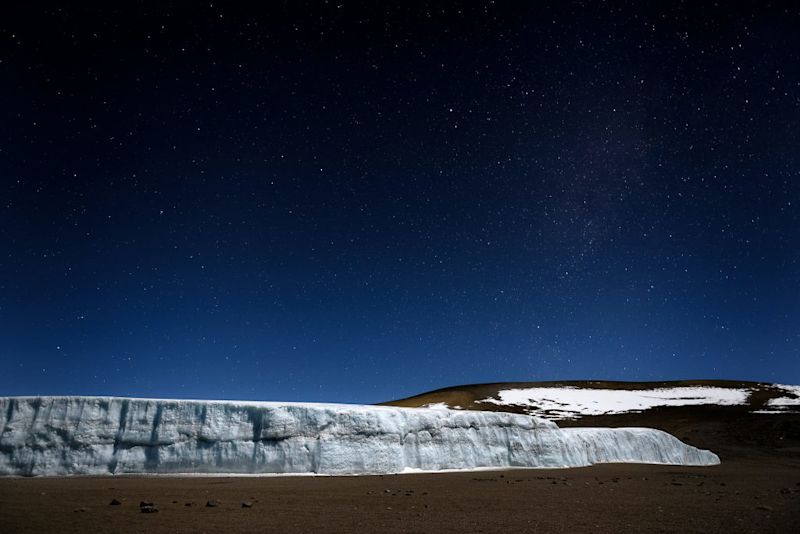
[476,386,751,420]
[767,384,800,407]
[421,402,450,410]
[754,384,800,414]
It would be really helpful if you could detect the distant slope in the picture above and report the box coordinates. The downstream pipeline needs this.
[382,380,800,461]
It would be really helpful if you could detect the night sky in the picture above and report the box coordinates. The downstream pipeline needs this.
[1,2,799,404]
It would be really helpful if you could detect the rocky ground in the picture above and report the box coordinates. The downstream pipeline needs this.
[0,459,798,533]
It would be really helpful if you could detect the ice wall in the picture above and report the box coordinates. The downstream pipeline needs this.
[0,396,719,476]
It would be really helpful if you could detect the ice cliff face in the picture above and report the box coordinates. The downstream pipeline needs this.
[0,396,719,476]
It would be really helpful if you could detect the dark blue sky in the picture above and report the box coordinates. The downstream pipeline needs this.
[1,2,798,403]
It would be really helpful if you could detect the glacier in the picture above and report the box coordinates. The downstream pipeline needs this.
[0,396,719,476]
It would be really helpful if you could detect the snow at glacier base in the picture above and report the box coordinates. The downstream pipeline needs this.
[0,396,719,476]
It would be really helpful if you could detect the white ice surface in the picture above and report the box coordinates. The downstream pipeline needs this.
[0,396,719,476]
[476,386,751,419]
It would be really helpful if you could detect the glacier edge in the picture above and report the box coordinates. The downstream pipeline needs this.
[0,396,719,476]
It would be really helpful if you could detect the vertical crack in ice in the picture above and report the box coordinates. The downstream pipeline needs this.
[1,399,14,437]
[29,398,42,426]
[249,407,265,469]
[144,403,163,470]
[108,399,130,474]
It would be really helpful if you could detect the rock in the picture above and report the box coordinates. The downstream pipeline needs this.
[139,501,154,508]
[109,498,122,506]
[185,502,193,506]
[206,500,220,507]
[756,505,773,512]
[140,505,158,513]
[241,501,253,508]
[73,507,89,513]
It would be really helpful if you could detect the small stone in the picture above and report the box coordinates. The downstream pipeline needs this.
[109,498,122,506]
[206,500,220,507]
[73,507,89,513]
[140,505,158,514]
[139,501,154,508]
[241,501,253,508]
[185,502,193,506]
[757,505,773,512]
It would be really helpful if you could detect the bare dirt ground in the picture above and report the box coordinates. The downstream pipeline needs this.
[1,459,799,533]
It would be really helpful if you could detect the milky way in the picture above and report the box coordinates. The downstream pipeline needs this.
[1,3,798,402]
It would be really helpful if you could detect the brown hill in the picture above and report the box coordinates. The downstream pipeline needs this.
[382,380,800,462]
